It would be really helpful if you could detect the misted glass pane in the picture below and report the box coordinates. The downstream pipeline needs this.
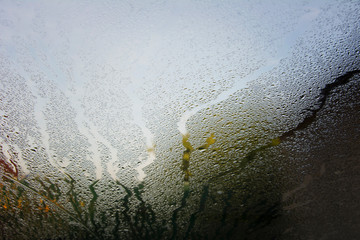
[0,0,359,239]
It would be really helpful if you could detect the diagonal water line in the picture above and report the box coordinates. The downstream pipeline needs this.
[177,3,322,136]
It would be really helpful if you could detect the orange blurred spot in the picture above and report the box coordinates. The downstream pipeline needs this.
[44,205,50,212]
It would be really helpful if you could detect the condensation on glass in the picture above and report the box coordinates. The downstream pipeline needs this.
[0,0,359,239]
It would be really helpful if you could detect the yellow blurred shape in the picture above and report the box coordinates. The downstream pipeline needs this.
[271,137,281,146]
[183,152,190,161]
[206,133,216,145]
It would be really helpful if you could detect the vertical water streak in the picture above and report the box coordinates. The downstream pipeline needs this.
[126,83,156,182]
[26,76,67,175]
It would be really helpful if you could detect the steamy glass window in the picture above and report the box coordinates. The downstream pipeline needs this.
[0,0,359,239]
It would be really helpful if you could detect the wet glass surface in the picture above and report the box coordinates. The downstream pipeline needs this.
[0,0,359,239]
